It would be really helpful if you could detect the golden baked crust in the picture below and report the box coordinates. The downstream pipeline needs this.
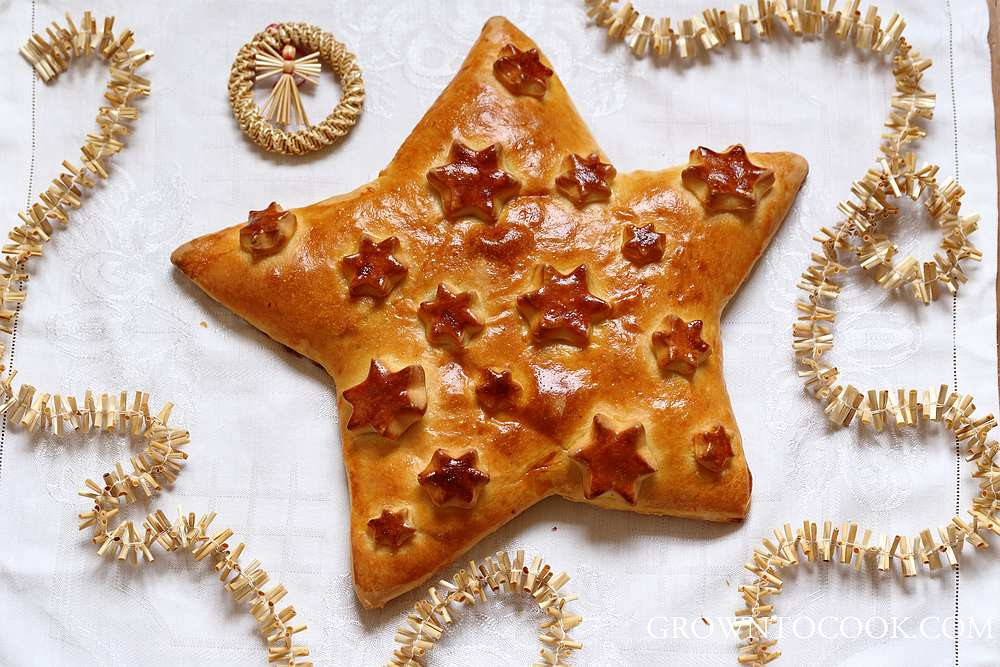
[171,16,807,608]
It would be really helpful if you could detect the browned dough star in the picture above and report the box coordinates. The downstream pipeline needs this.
[240,202,297,258]
[342,360,426,440]
[427,141,521,223]
[341,235,408,299]
[621,223,666,266]
[517,264,611,348]
[693,425,735,473]
[475,368,522,413]
[556,152,616,206]
[367,508,416,548]
[417,449,490,508]
[171,17,808,608]
[652,315,712,377]
[418,284,483,349]
[572,414,655,505]
[682,145,776,211]
[492,43,553,97]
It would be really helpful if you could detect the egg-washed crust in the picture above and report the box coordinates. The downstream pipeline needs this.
[172,16,807,608]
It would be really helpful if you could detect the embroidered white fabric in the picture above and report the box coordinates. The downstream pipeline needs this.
[0,1,996,665]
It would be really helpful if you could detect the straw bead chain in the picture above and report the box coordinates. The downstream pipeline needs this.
[387,550,581,667]
[16,12,312,666]
[583,2,991,665]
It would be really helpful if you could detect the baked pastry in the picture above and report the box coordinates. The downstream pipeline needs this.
[172,16,808,608]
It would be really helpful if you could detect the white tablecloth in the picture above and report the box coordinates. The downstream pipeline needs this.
[0,0,997,664]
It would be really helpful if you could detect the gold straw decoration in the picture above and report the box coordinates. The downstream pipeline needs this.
[255,42,321,128]
[229,22,365,155]
[17,12,312,666]
[584,2,992,665]
[386,550,581,667]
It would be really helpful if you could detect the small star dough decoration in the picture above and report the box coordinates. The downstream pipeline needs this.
[572,415,655,504]
[368,508,416,548]
[652,315,712,377]
[419,284,484,348]
[517,265,611,347]
[172,17,808,608]
[418,449,491,508]
[239,202,297,257]
[427,142,521,222]
[556,153,617,206]
[342,236,408,298]
[693,424,736,473]
[493,43,553,97]
[342,360,427,439]
[622,223,666,266]
[682,144,776,211]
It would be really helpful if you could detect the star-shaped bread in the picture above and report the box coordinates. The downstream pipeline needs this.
[171,17,808,608]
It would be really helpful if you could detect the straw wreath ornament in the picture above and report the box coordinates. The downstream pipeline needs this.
[229,22,365,155]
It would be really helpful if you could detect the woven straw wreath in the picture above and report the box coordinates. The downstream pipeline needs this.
[229,22,365,156]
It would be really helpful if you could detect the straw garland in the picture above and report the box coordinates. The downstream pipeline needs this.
[387,550,581,667]
[585,1,993,664]
[18,12,312,666]
[229,22,365,156]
